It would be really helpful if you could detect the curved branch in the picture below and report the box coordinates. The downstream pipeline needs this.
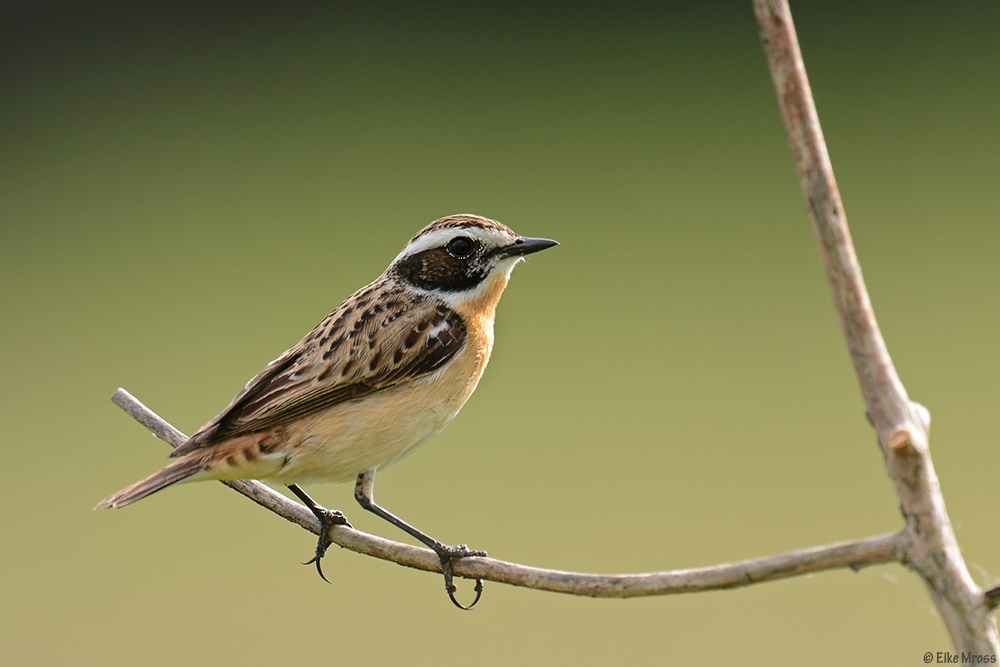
[753,0,998,652]
[111,388,902,598]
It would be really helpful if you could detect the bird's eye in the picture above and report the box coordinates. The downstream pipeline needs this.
[446,236,474,258]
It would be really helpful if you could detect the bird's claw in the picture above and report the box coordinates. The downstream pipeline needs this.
[302,507,352,584]
[434,543,487,610]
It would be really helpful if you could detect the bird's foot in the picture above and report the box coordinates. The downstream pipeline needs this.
[286,484,353,583]
[302,507,353,583]
[433,543,487,610]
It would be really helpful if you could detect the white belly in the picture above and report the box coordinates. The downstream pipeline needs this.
[263,339,489,485]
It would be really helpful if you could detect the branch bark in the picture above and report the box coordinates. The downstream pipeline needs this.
[111,387,902,598]
[753,0,997,652]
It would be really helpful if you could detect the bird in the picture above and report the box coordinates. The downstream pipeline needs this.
[98,213,558,609]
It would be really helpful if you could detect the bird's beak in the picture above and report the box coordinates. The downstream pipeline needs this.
[494,236,560,259]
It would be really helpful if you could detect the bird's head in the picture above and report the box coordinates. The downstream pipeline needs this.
[388,214,558,308]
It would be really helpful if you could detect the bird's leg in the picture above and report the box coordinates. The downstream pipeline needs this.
[287,483,353,583]
[354,470,486,610]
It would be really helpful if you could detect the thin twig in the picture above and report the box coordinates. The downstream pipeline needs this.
[111,387,903,598]
[753,0,998,653]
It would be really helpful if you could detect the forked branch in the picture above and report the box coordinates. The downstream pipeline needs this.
[753,0,997,652]
[112,387,902,598]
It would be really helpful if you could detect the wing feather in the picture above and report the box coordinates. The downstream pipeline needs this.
[171,280,466,457]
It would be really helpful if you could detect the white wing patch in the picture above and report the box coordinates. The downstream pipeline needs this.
[428,319,451,338]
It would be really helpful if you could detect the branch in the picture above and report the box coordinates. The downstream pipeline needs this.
[112,387,902,598]
[753,0,998,652]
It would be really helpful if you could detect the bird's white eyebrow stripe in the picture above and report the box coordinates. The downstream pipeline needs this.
[393,227,516,262]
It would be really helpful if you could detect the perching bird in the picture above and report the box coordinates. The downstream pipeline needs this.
[98,214,558,609]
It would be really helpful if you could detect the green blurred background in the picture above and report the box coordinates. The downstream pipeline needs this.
[2,1,998,664]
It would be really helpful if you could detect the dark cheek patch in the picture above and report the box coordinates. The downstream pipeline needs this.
[393,248,488,292]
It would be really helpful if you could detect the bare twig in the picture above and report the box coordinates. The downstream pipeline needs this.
[753,0,997,653]
[112,387,903,598]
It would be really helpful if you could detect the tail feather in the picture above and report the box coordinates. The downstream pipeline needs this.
[97,455,208,509]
